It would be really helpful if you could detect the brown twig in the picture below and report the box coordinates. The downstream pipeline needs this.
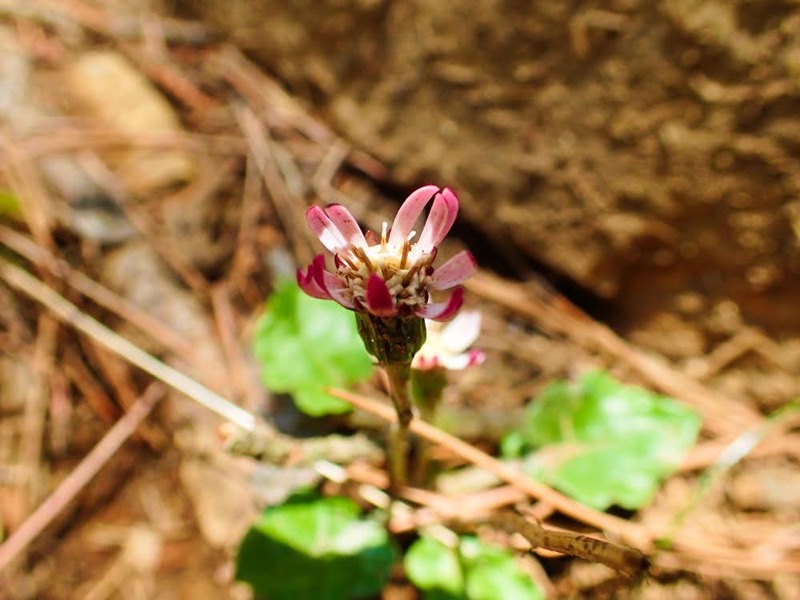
[326,386,651,549]
[232,103,315,266]
[680,432,800,472]
[474,511,649,579]
[465,270,761,437]
[0,258,256,431]
[0,224,197,358]
[19,128,246,158]
[20,314,58,515]
[230,154,266,305]
[656,543,800,580]
[0,384,165,574]
[0,133,53,249]
[213,45,386,180]
[210,283,263,409]
[17,0,213,44]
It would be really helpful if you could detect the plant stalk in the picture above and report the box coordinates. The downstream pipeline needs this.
[385,362,412,491]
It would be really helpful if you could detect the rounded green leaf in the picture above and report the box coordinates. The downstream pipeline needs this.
[404,536,464,597]
[236,495,396,600]
[519,371,701,510]
[253,280,373,416]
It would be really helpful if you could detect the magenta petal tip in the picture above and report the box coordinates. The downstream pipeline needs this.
[297,255,331,300]
[365,274,397,317]
[416,287,464,321]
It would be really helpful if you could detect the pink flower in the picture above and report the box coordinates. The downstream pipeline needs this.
[297,185,476,321]
[412,310,486,371]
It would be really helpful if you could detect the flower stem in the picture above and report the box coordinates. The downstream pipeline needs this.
[385,362,412,492]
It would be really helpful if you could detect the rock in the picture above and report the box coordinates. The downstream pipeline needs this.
[172,0,800,335]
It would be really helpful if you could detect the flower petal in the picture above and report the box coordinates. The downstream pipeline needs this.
[415,188,459,254]
[324,204,368,249]
[388,185,439,246]
[429,250,477,290]
[296,257,331,300]
[439,349,486,370]
[306,206,348,253]
[440,310,482,354]
[415,287,464,321]
[311,259,358,309]
[412,354,440,370]
[365,274,396,317]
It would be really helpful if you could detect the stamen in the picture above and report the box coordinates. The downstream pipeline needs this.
[351,246,374,272]
[400,240,410,268]
[338,252,358,270]
[381,222,388,251]
[401,262,422,286]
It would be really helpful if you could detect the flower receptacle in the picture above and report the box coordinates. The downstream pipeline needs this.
[355,313,427,367]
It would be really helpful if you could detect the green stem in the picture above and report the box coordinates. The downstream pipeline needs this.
[385,363,412,492]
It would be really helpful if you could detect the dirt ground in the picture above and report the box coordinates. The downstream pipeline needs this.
[0,0,799,598]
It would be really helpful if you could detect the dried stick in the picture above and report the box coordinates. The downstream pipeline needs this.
[0,225,195,357]
[20,128,246,158]
[0,259,256,431]
[326,386,651,549]
[232,103,315,266]
[472,511,649,579]
[0,384,165,574]
[466,270,760,437]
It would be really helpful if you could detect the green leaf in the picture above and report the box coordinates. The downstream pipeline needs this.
[517,371,701,510]
[460,537,542,600]
[404,535,543,600]
[253,280,373,416]
[404,536,464,597]
[236,495,397,600]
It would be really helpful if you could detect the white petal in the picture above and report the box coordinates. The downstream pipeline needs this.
[440,310,482,354]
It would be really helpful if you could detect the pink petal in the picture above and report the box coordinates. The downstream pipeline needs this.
[387,185,440,246]
[439,349,486,371]
[429,251,477,290]
[413,355,440,370]
[297,256,332,300]
[365,274,396,317]
[306,206,348,254]
[311,259,358,310]
[415,287,464,321]
[467,349,486,366]
[324,204,368,249]
[415,188,459,254]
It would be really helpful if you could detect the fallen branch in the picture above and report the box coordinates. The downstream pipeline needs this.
[470,511,649,579]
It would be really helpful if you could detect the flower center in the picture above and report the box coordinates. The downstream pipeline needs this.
[336,223,435,311]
